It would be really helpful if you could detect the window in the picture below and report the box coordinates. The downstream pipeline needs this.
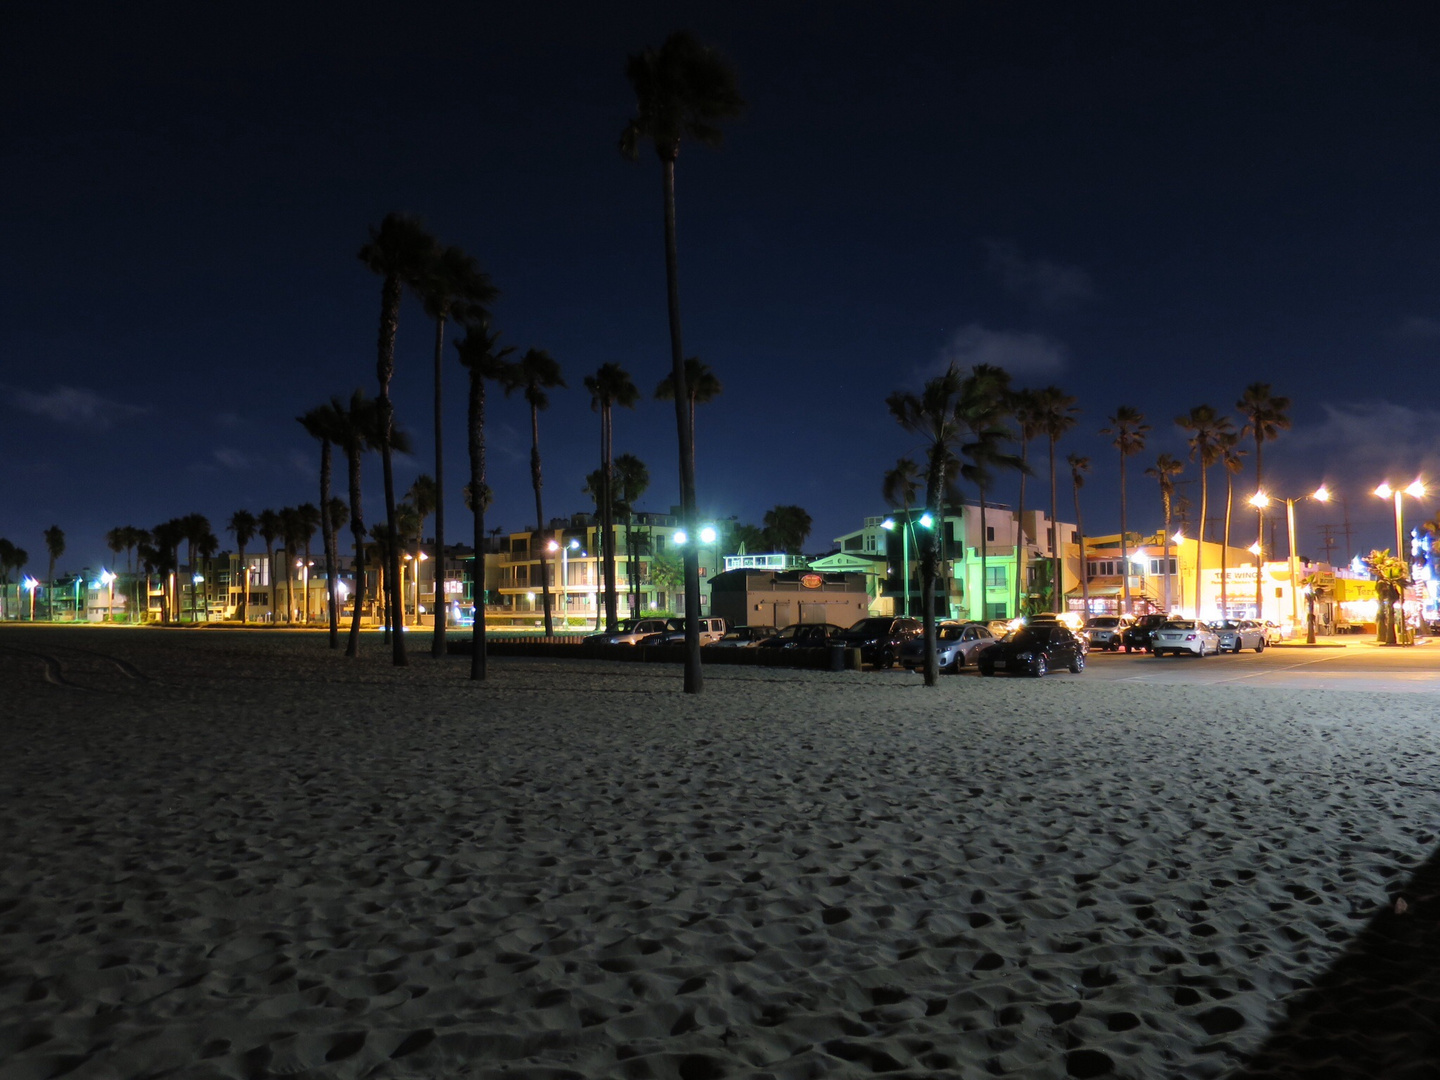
[985,566,1006,587]
[1149,558,1177,575]
[1071,529,1079,543]
[986,526,995,542]
[510,537,528,554]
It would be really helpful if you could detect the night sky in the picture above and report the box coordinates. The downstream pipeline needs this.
[6,1,1440,576]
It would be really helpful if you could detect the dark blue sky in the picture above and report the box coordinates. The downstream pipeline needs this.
[5,1,1440,575]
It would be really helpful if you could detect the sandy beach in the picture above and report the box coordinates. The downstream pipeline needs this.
[2,627,1437,1079]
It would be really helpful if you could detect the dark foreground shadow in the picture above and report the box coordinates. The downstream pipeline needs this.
[1227,842,1440,1078]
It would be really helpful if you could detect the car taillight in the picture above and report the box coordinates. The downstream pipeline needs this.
[1185,633,1196,640]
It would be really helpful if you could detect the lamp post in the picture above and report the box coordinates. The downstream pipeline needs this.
[880,518,907,616]
[101,569,115,623]
[23,576,38,620]
[192,573,205,624]
[1250,486,1330,639]
[1247,542,1264,623]
[548,539,580,627]
[1169,531,1183,616]
[1375,480,1426,643]
[1128,551,1147,611]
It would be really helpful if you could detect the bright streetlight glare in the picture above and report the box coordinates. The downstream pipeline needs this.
[547,540,559,552]
[699,526,717,544]
[918,513,934,528]
[568,539,580,550]
[1375,482,1393,499]
[880,518,895,531]
[1248,542,1262,555]
[1248,491,1269,508]
[1406,480,1427,498]
[1128,552,1146,565]
[1313,485,1331,502]
[673,530,688,545]
[1172,531,1184,544]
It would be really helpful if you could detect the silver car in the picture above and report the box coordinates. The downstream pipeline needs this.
[900,621,997,672]
[1150,619,1220,657]
[1214,619,1266,653]
[583,617,678,645]
[1082,615,1133,652]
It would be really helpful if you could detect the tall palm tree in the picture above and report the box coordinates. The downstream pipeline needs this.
[455,319,514,680]
[295,503,321,623]
[257,510,281,624]
[1099,406,1150,615]
[654,356,723,480]
[882,457,922,617]
[762,505,813,555]
[1237,383,1292,619]
[1146,453,1184,611]
[1033,387,1080,613]
[1008,388,1043,617]
[194,530,219,620]
[1177,406,1235,620]
[957,365,1023,621]
[1067,453,1091,615]
[405,474,438,625]
[359,211,439,666]
[888,365,972,685]
[228,510,257,623]
[117,525,146,621]
[586,363,640,632]
[622,29,744,695]
[502,347,566,636]
[1219,432,1247,618]
[613,453,650,617]
[178,513,216,623]
[419,245,498,660]
[0,538,15,620]
[299,401,346,642]
[43,525,64,621]
[151,518,185,623]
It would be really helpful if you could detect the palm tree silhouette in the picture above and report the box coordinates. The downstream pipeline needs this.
[957,366,1023,622]
[43,525,64,621]
[257,510,281,624]
[1068,454,1091,615]
[299,401,346,643]
[502,347,566,636]
[359,212,440,666]
[228,510,257,624]
[1177,405,1235,619]
[622,30,744,695]
[1100,406,1150,615]
[1219,432,1247,618]
[1237,383,1292,620]
[419,245,497,660]
[882,457,921,617]
[613,453,650,618]
[655,356,723,481]
[1034,388,1080,612]
[1146,453,1184,611]
[762,505,813,556]
[455,319,514,680]
[1008,388,1043,618]
[586,363,640,632]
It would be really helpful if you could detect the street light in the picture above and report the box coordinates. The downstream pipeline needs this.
[1376,480,1427,642]
[1128,551,1147,611]
[548,539,580,625]
[1168,532,1184,615]
[1250,486,1329,638]
[881,518,910,617]
[192,573,205,624]
[22,576,38,621]
[100,569,115,623]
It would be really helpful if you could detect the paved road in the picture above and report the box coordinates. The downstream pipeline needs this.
[1042,641,1440,692]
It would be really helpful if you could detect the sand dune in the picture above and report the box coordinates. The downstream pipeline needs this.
[0,628,1435,1079]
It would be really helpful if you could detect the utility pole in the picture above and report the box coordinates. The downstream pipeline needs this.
[1318,523,1340,566]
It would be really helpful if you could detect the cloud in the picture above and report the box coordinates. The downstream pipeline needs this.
[213,448,252,470]
[1394,316,1440,341]
[934,324,1069,380]
[1285,401,1440,479]
[984,240,1096,311]
[10,385,147,430]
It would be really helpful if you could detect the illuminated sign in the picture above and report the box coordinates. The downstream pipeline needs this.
[800,573,823,589]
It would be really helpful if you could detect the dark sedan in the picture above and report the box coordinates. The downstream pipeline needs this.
[839,616,922,668]
[977,624,1086,677]
[756,623,848,649]
[1121,613,1169,653]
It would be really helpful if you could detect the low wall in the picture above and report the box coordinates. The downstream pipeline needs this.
[447,637,863,671]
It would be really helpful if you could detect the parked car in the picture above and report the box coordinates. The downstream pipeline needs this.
[1122,613,1169,652]
[637,617,728,647]
[1082,615,1134,651]
[977,624,1086,677]
[583,617,680,645]
[1213,619,1266,653]
[1150,619,1220,657]
[1260,620,1285,644]
[709,625,780,648]
[1026,612,1088,653]
[900,621,997,672]
[988,619,1017,639]
[757,623,848,649]
[840,616,923,668]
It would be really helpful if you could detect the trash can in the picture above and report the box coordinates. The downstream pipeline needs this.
[828,645,847,672]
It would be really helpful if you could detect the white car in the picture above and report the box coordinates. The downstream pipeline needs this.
[583,617,678,645]
[1214,619,1266,653]
[899,621,997,672]
[1150,619,1220,657]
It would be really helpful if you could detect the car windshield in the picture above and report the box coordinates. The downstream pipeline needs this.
[1087,617,1120,628]
[847,619,890,635]
[1011,628,1055,646]
[1161,621,1195,630]
[614,619,641,632]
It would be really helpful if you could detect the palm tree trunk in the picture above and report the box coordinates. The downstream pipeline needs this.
[346,448,367,657]
[530,405,554,636]
[374,272,408,666]
[1073,480,1089,615]
[467,368,488,680]
[1162,499,1172,612]
[282,550,294,626]
[602,404,619,631]
[1196,467,1208,621]
[1015,441,1029,617]
[978,484,988,622]
[661,156,702,693]
[1254,438,1265,619]
[920,462,944,687]
[1119,455,1131,614]
[320,442,338,646]
[1221,476,1233,617]
[430,316,448,658]
[1048,437,1061,613]
[237,542,248,625]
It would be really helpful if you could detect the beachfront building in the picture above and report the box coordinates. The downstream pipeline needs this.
[708,568,871,630]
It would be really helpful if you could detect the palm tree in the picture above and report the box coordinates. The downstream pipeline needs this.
[405,474,438,621]
[1033,387,1080,613]
[502,347,566,636]
[1008,388,1043,617]
[257,510,281,624]
[228,510,257,623]
[295,503,321,623]
[1237,384,1292,619]
[359,211,439,666]
[298,402,346,644]
[151,519,185,623]
[43,525,64,620]
[1068,453,1091,615]
[613,453,650,617]
[622,29,744,695]
[956,365,1023,621]
[0,538,22,620]
[1099,406,1150,615]
[762,505,813,555]
[418,245,497,660]
[1177,406,1235,620]
[455,319,515,680]
[888,365,971,685]
[882,458,921,617]
[1219,432,1247,618]
[178,513,216,623]
[1146,453,1184,611]
[654,356,723,480]
[586,363,640,632]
